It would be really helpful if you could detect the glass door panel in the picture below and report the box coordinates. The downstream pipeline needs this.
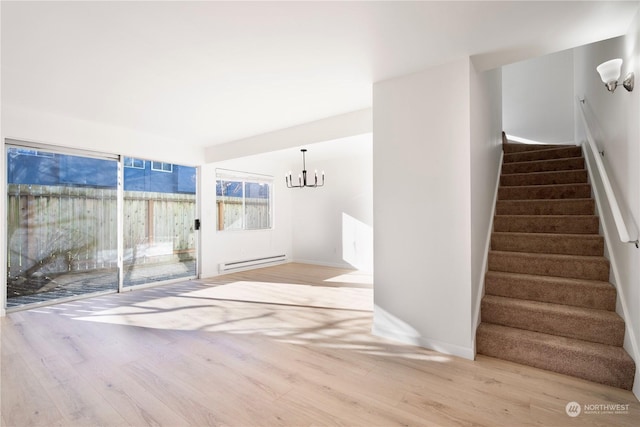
[122,158,196,287]
[6,147,118,308]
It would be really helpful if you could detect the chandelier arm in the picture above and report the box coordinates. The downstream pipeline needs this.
[285,148,324,189]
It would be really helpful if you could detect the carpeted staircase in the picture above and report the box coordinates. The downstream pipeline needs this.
[476,138,636,390]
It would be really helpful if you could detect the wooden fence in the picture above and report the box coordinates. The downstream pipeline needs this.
[216,196,271,230]
[7,184,196,279]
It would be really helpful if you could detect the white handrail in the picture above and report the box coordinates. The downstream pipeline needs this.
[577,97,639,248]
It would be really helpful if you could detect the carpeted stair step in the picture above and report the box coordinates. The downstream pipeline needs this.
[495,199,595,216]
[479,138,635,390]
[498,183,591,200]
[503,146,582,163]
[500,169,588,186]
[491,232,603,256]
[488,250,609,281]
[493,215,599,234]
[481,295,624,346]
[502,157,585,174]
[476,323,635,390]
[484,271,616,311]
[502,142,572,154]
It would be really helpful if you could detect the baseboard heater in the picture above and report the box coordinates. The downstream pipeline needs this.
[218,254,287,273]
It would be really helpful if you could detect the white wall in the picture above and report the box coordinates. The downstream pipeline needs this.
[199,154,293,279]
[503,49,575,143]
[291,137,373,271]
[200,108,374,276]
[574,20,640,397]
[470,64,503,343]
[2,105,203,166]
[204,109,372,163]
[200,133,373,278]
[372,58,474,359]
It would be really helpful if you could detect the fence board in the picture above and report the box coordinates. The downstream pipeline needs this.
[216,197,270,230]
[7,185,195,278]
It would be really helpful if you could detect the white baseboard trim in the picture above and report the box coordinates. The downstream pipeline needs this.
[471,149,503,352]
[372,324,474,361]
[290,258,356,270]
[583,141,640,396]
[634,365,640,401]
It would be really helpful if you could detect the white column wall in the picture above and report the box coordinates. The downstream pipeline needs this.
[372,58,474,359]
[574,18,640,397]
[470,64,503,341]
[503,49,575,143]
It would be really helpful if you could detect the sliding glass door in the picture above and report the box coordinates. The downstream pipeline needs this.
[6,147,119,308]
[6,144,198,309]
[122,158,197,287]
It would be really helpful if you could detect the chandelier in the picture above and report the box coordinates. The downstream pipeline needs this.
[286,149,325,188]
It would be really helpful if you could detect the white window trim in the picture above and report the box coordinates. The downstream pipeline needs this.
[124,157,145,169]
[151,161,173,173]
[216,169,273,232]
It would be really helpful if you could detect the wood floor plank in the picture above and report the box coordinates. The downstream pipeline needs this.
[2,263,639,426]
[72,360,192,427]
[0,350,65,426]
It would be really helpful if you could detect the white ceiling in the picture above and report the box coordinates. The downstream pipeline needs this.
[2,1,639,149]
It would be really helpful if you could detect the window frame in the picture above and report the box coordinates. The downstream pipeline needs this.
[215,169,273,232]
[123,157,145,169]
[151,161,173,173]
[11,148,55,158]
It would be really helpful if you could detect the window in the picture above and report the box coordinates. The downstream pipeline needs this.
[5,143,198,309]
[151,161,173,173]
[124,157,145,169]
[216,170,272,231]
[10,148,54,157]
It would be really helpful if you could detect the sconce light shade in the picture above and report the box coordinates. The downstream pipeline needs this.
[596,58,634,92]
[596,58,622,84]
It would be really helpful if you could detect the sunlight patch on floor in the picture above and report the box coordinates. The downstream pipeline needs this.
[324,272,373,286]
[24,277,451,364]
[71,280,372,335]
[188,280,373,311]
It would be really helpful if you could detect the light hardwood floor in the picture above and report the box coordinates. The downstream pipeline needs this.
[1,263,639,426]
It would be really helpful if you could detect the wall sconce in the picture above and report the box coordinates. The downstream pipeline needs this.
[596,58,634,92]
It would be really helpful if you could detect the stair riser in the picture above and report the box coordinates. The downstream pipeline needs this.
[481,143,636,390]
[504,146,582,163]
[500,170,588,186]
[498,184,591,200]
[502,158,584,174]
[488,252,609,281]
[503,143,570,154]
[496,199,595,216]
[476,326,635,390]
[485,272,616,311]
[481,298,624,346]
[491,233,603,256]
[494,216,599,234]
